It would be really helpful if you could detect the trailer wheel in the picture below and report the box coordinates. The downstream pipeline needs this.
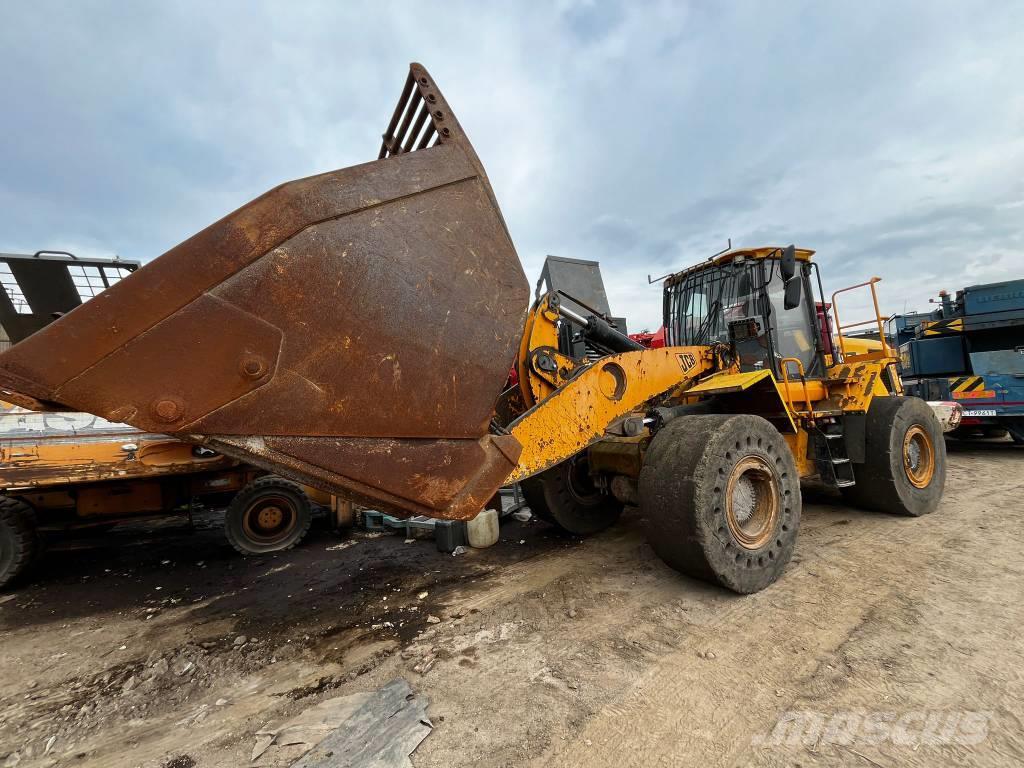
[639,414,801,594]
[842,396,945,516]
[521,453,623,536]
[0,496,38,589]
[225,476,312,555]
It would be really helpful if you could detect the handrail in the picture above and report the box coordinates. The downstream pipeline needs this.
[830,277,891,361]
[779,357,812,414]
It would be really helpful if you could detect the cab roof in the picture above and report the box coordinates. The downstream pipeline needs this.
[665,246,815,286]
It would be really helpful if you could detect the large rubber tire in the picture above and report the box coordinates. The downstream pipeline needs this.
[0,496,38,590]
[841,396,945,517]
[639,414,801,594]
[224,476,313,555]
[520,453,623,536]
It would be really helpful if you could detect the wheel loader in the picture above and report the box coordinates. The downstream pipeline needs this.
[0,63,946,594]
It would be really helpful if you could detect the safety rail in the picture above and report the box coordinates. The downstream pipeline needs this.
[779,357,813,414]
[830,277,891,361]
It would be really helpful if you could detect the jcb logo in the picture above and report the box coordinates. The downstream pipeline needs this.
[677,352,697,372]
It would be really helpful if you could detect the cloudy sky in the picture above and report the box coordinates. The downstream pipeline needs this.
[2,0,1022,331]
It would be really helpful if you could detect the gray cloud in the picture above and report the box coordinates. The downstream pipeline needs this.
[2,0,1022,331]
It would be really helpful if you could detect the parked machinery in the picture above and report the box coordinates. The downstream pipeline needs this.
[0,253,328,588]
[0,64,947,593]
[0,403,329,587]
[892,280,1024,443]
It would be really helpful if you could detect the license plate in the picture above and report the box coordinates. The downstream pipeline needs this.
[966,410,997,417]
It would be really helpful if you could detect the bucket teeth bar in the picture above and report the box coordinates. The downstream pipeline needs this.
[0,63,530,520]
[379,69,442,157]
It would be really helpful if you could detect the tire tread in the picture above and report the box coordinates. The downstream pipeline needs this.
[224,476,313,555]
[0,495,37,589]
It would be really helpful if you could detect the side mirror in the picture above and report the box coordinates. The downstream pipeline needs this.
[783,275,802,310]
[780,245,797,282]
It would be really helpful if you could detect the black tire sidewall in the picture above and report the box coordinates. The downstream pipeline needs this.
[882,398,946,516]
[225,477,312,555]
[0,497,37,589]
[0,516,16,586]
[522,454,623,536]
[641,414,801,594]
[851,397,946,516]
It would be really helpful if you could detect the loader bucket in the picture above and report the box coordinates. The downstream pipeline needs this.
[0,63,530,520]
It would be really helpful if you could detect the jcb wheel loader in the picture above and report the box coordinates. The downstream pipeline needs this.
[0,64,946,593]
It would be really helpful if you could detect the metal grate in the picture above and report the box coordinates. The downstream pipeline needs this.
[0,263,30,314]
[66,264,134,302]
[378,70,448,159]
[0,251,141,345]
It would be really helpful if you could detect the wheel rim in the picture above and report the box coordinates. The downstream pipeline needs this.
[242,494,298,544]
[903,425,935,488]
[725,456,780,551]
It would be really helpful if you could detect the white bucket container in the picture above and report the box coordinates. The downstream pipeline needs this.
[466,507,499,548]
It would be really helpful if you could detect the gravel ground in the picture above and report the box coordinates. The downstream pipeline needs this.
[0,439,1021,767]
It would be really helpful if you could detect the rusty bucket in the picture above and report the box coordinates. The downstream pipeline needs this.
[0,64,529,519]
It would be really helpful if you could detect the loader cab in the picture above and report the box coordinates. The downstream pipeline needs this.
[663,247,825,379]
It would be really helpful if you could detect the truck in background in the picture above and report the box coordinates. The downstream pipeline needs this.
[890,279,1024,444]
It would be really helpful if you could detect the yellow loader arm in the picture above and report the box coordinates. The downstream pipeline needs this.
[510,344,714,481]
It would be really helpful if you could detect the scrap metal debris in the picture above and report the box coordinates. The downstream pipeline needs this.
[252,678,431,767]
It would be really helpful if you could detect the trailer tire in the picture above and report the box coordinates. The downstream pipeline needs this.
[0,496,38,589]
[225,476,312,555]
[842,396,945,516]
[639,414,800,594]
[521,453,623,536]
[1006,419,1024,445]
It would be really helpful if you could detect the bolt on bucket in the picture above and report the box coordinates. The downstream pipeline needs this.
[0,64,529,520]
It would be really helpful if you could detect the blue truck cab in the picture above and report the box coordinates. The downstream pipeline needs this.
[890,279,1024,443]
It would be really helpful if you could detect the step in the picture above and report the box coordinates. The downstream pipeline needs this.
[835,479,856,488]
[831,457,851,465]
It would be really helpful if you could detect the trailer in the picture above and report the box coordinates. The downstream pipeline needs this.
[892,279,1024,443]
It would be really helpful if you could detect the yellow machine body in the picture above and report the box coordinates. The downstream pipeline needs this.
[0,64,946,593]
[509,250,904,486]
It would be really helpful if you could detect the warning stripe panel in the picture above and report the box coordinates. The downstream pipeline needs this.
[923,317,964,336]
[948,375,984,393]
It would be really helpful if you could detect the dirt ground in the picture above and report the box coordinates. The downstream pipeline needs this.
[1,439,1022,768]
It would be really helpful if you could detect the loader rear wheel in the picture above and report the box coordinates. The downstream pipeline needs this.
[225,476,312,555]
[841,396,945,516]
[0,496,38,590]
[639,414,801,594]
[521,453,623,536]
